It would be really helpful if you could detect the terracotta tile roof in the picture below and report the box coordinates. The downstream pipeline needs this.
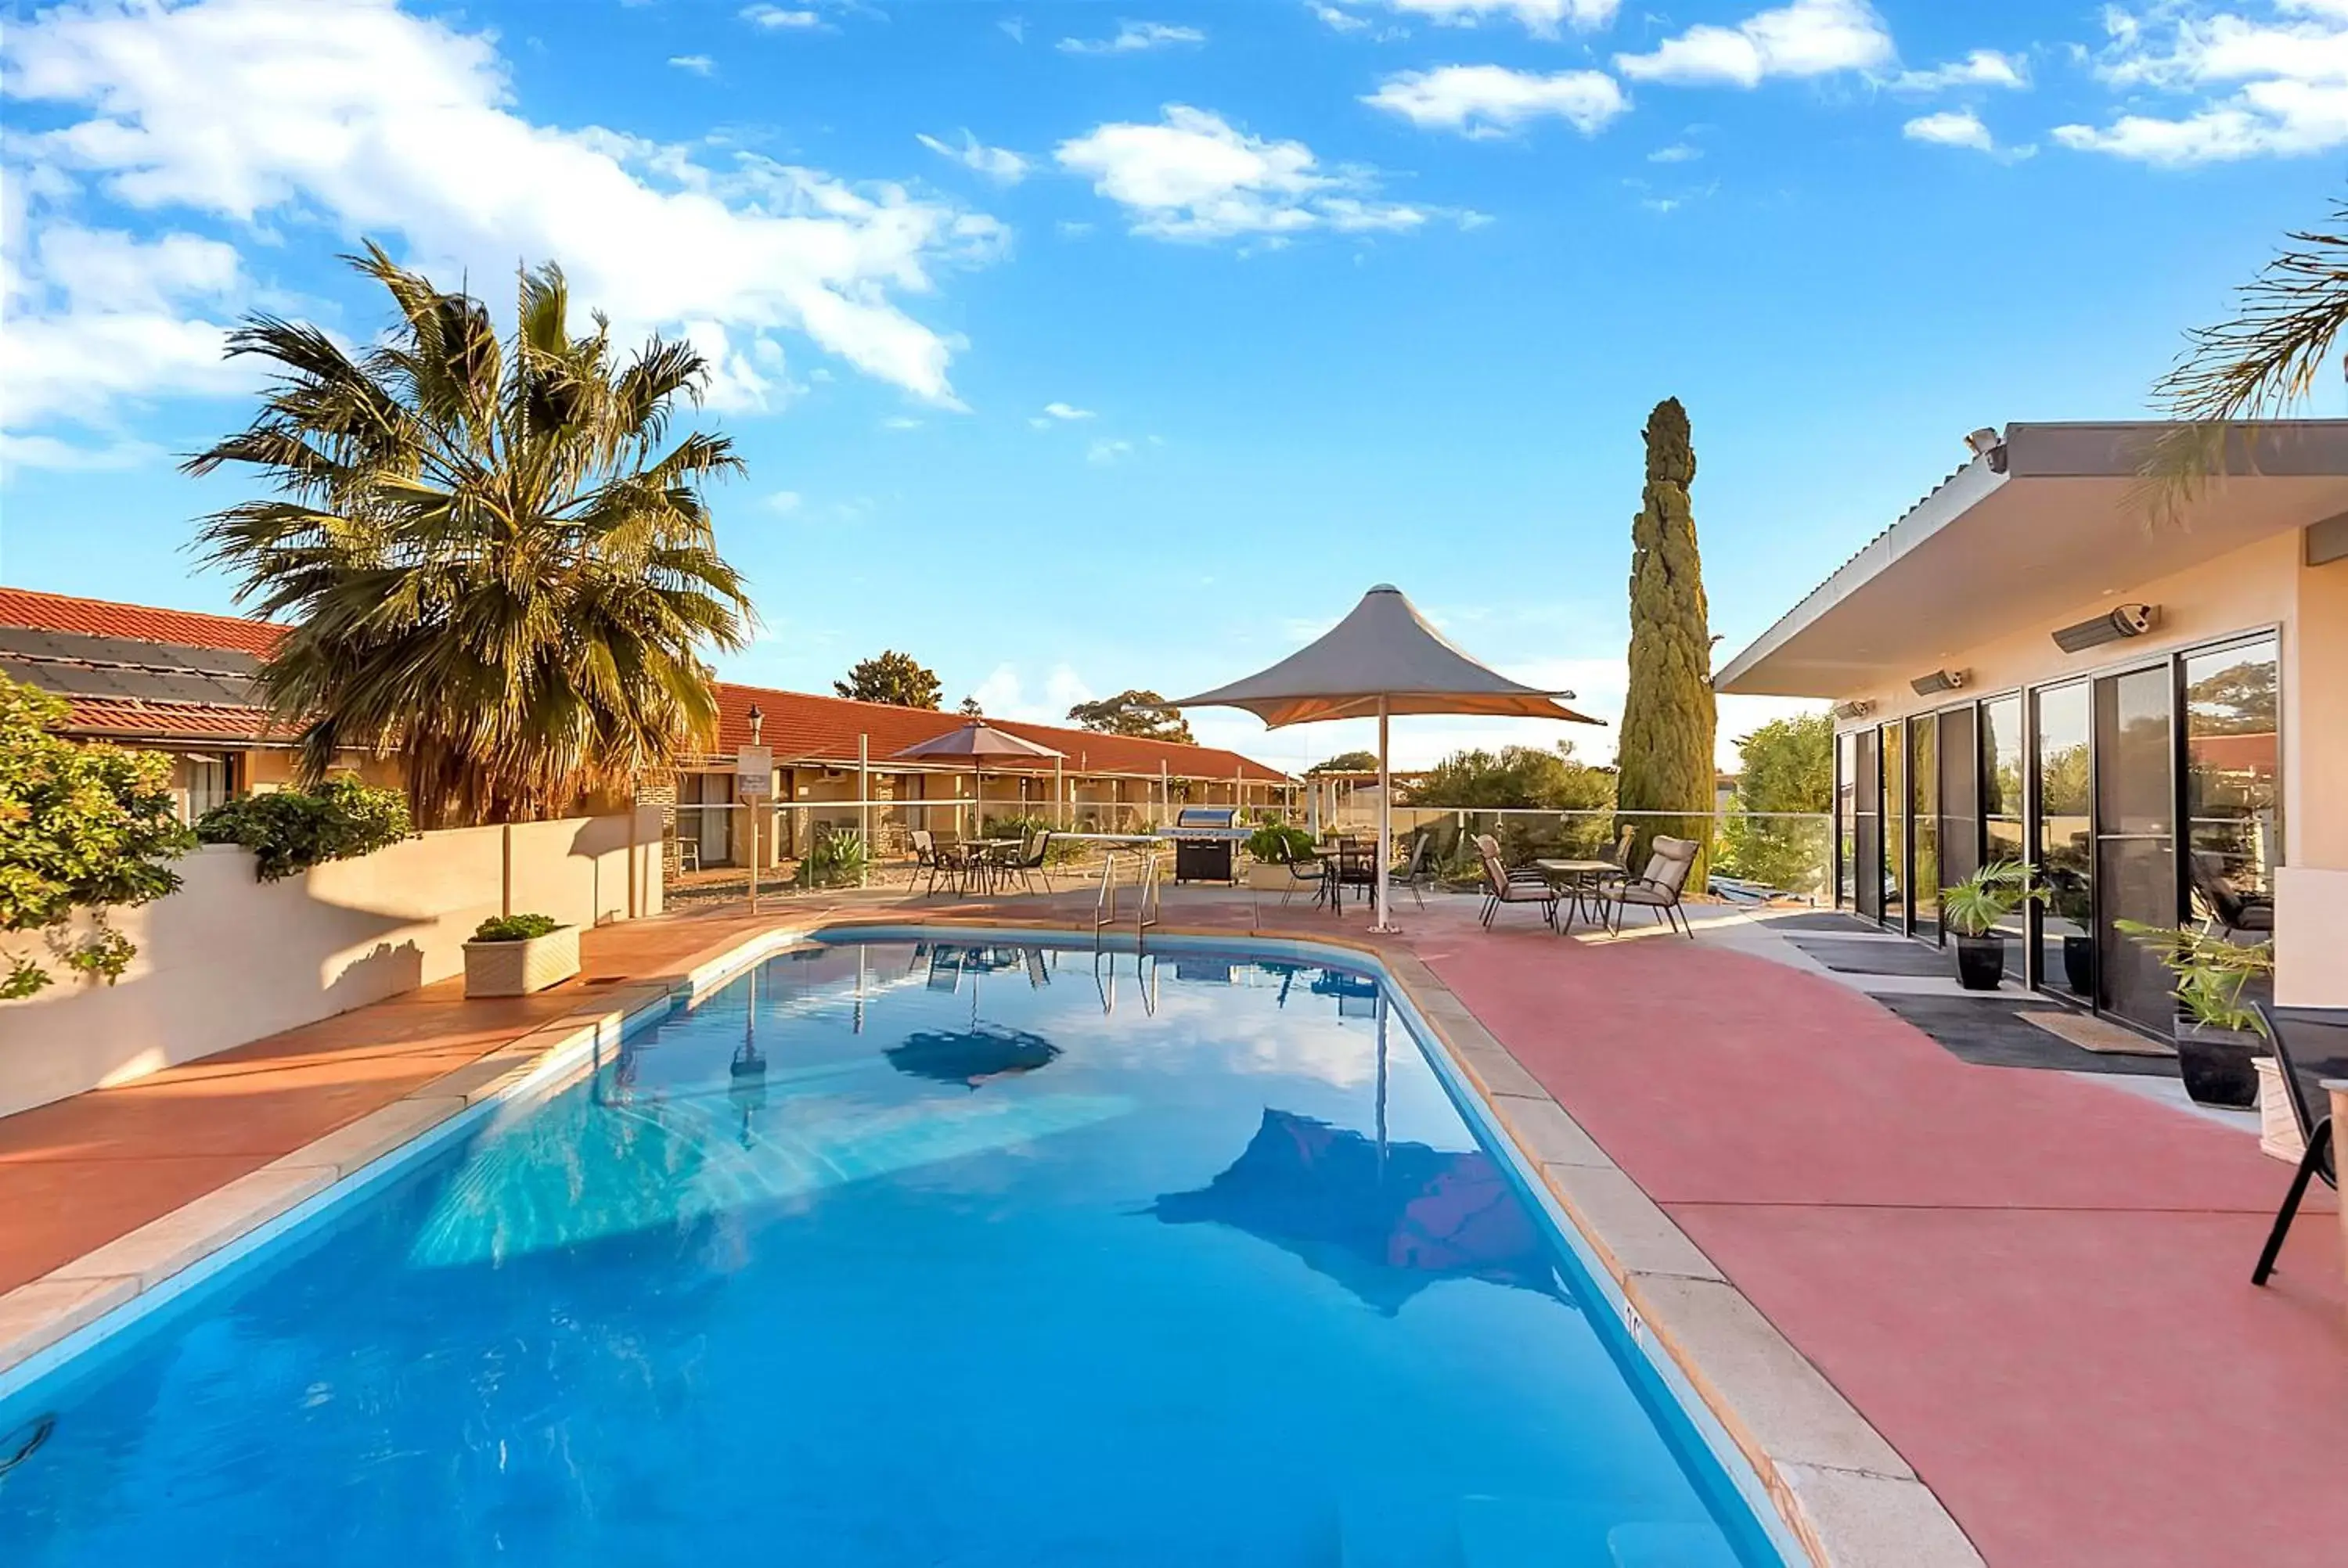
[0,586,284,658]
[0,588,1290,782]
[711,682,1289,782]
[57,697,287,744]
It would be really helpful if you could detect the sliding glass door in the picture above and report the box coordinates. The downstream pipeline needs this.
[2093,664,2178,1035]
[1979,696,2027,958]
[1880,721,1907,932]
[1853,727,1882,922]
[2033,682,2094,1002]
[1910,716,1939,940]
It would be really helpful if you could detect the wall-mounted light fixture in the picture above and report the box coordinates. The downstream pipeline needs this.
[1831,699,1877,721]
[2052,603,2155,654]
[1964,426,2001,459]
[1910,668,1968,696]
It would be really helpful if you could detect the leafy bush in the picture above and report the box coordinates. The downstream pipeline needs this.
[1246,823,1316,863]
[1940,860,2043,937]
[794,828,870,889]
[0,676,193,998]
[474,912,560,942]
[196,778,412,882]
[2117,920,2275,1035]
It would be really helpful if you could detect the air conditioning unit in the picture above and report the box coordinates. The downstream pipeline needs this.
[2053,603,2156,654]
[1910,668,1968,696]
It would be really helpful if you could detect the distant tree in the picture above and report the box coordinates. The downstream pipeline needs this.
[1714,714,1832,894]
[1616,397,1716,884]
[958,695,984,717]
[191,243,754,828]
[836,651,942,710]
[1407,743,1614,812]
[1306,750,1381,775]
[1066,689,1196,744]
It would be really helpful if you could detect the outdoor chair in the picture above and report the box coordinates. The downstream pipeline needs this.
[1388,831,1439,911]
[1603,836,1700,939]
[2190,852,2274,941]
[1277,838,1331,908]
[1475,843,1559,930]
[910,829,966,897]
[2250,1002,2336,1287]
[1005,830,1054,895]
[673,835,700,875]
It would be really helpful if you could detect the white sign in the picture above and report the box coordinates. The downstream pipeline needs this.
[735,745,774,798]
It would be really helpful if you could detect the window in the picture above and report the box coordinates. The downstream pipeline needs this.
[1879,721,1906,927]
[1834,729,1857,909]
[1979,696,2026,943]
[2181,635,2281,939]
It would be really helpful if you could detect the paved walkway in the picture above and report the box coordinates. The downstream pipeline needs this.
[2,884,2339,1565]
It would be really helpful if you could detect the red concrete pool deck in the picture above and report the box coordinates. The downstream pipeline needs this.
[2,886,2341,1565]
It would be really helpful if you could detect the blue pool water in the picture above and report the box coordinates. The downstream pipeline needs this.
[0,938,1781,1566]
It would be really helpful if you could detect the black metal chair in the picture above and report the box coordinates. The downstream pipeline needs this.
[2250,1002,2337,1286]
[1388,831,1438,911]
[1601,835,1700,939]
[1277,838,1331,908]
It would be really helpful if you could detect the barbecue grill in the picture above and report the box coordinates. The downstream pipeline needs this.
[1160,807,1248,884]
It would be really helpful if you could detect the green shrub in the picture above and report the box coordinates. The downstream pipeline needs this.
[793,828,870,889]
[474,912,560,941]
[196,778,412,882]
[1245,823,1316,863]
[0,675,193,998]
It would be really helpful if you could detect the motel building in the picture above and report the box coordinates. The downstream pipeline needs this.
[1716,421,2348,1034]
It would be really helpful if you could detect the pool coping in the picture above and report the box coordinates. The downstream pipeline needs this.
[0,915,1982,1567]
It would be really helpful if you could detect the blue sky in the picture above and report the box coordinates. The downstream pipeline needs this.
[4,0,2343,771]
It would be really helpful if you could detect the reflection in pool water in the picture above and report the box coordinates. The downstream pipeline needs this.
[0,939,1778,1568]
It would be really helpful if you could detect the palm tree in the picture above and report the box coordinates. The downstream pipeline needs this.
[2145,194,2348,508]
[190,243,754,828]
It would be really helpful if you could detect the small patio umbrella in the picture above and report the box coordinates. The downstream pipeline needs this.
[1169,584,1600,931]
[891,721,1064,841]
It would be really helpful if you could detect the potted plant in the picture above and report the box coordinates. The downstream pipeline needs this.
[1241,823,1316,891]
[2045,869,2096,996]
[1939,861,2040,991]
[463,912,580,998]
[2116,920,2274,1108]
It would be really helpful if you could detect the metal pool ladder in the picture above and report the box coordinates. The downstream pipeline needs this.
[1093,847,1161,944]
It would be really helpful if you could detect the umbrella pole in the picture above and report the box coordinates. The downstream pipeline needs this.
[1371,693,1397,933]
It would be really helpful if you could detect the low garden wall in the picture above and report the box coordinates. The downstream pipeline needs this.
[0,808,663,1119]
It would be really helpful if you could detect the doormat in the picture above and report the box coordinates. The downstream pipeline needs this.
[2023,1009,2173,1057]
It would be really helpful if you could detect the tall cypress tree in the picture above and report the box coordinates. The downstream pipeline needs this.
[1616,397,1716,887]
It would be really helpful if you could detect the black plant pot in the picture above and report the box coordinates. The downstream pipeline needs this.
[2062,933,2095,997]
[1954,933,2006,991]
[2176,1024,2262,1109]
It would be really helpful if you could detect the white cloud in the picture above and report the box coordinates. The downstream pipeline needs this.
[999,18,1026,44]
[1616,0,1893,88]
[1887,48,2028,94]
[1087,437,1136,463]
[1056,105,1435,242]
[916,130,1030,183]
[1347,1,1622,36]
[2054,2,2348,164]
[1903,108,1994,150]
[1363,65,1629,137]
[668,54,715,74]
[740,5,821,30]
[968,663,1093,724]
[879,415,922,430]
[1309,3,1374,33]
[1649,142,1703,161]
[1028,401,1097,429]
[1057,21,1206,56]
[764,489,805,514]
[0,432,166,473]
[2,0,1006,444]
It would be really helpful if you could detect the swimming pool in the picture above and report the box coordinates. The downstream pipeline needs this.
[0,934,1785,1566]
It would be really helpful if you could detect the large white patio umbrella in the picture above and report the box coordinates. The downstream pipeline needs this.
[892,721,1064,839]
[1169,584,1600,932]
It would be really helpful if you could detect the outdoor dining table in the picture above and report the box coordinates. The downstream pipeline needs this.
[1534,858,1619,933]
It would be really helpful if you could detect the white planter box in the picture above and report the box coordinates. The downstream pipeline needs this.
[463,926,581,998]
[1241,862,1294,893]
[2255,1057,2304,1162]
